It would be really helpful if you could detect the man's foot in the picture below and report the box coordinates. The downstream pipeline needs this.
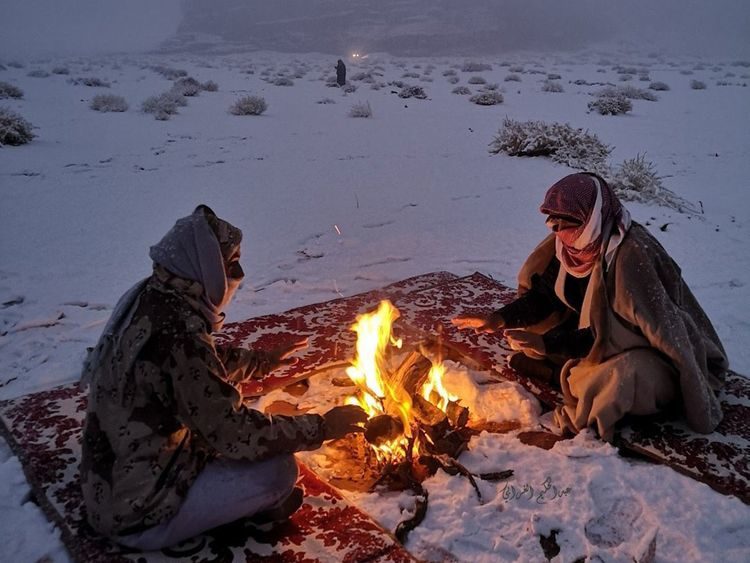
[248,486,304,531]
[508,352,558,385]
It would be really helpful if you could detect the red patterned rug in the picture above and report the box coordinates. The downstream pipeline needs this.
[0,382,416,563]
[1,271,748,563]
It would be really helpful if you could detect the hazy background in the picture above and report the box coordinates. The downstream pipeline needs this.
[1,0,748,59]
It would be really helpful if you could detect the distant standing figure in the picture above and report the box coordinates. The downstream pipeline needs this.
[335,59,346,86]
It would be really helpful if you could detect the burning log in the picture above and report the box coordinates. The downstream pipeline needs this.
[445,400,469,428]
[364,414,404,446]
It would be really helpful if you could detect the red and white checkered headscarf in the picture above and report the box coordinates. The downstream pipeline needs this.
[540,173,631,277]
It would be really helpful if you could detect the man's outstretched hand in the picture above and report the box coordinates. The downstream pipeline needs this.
[323,405,368,440]
[451,312,504,333]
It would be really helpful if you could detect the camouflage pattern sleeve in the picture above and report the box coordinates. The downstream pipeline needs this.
[168,332,326,461]
[215,345,272,384]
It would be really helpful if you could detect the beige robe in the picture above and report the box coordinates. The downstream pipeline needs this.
[516,223,727,440]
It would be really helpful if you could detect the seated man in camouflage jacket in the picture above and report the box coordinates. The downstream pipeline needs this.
[80,205,366,551]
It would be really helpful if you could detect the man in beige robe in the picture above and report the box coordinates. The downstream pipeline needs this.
[454,173,727,440]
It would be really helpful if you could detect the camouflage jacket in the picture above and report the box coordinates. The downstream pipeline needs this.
[80,270,326,537]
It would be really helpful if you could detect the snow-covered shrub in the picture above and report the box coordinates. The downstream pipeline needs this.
[90,94,128,112]
[447,76,459,84]
[141,93,179,120]
[342,83,357,93]
[70,76,111,88]
[229,95,267,116]
[606,85,658,101]
[151,65,187,80]
[0,81,23,99]
[401,72,420,79]
[469,91,503,105]
[0,107,35,146]
[51,66,70,75]
[350,72,371,81]
[542,80,564,93]
[420,76,433,82]
[461,61,492,72]
[482,83,500,91]
[489,118,611,172]
[27,69,50,78]
[316,97,336,104]
[7,61,24,69]
[201,80,218,92]
[468,76,486,85]
[649,81,670,91]
[172,77,201,96]
[680,69,694,75]
[349,101,372,118]
[398,85,427,99]
[547,73,561,80]
[607,154,695,212]
[504,74,522,82]
[442,69,457,77]
[618,73,634,82]
[273,76,294,86]
[588,93,632,115]
[452,86,471,95]
[690,80,707,90]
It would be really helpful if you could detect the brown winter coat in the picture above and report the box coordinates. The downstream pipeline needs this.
[517,222,727,439]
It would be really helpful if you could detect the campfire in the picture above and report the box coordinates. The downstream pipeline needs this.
[335,300,513,541]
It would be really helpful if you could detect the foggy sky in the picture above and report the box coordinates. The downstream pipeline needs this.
[0,0,748,60]
[0,0,181,59]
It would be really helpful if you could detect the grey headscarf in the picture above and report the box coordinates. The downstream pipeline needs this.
[81,206,243,386]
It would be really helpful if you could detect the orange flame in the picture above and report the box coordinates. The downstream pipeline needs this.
[345,300,457,462]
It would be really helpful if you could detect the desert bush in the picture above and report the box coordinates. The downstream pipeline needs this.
[90,94,128,112]
[608,154,696,212]
[489,118,611,172]
[201,80,218,92]
[467,76,486,85]
[349,101,372,118]
[618,73,634,82]
[547,73,561,80]
[141,94,179,120]
[447,76,460,84]
[0,81,23,99]
[452,86,471,95]
[597,85,657,101]
[316,97,336,104]
[504,74,522,82]
[442,69,457,77]
[70,76,110,87]
[398,85,427,99]
[172,77,202,96]
[680,69,694,75]
[649,81,670,91]
[342,83,357,93]
[151,65,187,80]
[461,61,492,72]
[482,83,500,91]
[690,80,707,90]
[401,72,419,79]
[508,65,524,73]
[0,107,35,145]
[350,72,371,81]
[588,93,632,115]
[51,66,70,75]
[542,80,564,93]
[27,69,50,78]
[7,61,24,69]
[273,76,294,86]
[229,95,267,116]
[469,91,503,105]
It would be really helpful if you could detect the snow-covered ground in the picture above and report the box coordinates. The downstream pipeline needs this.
[1,48,749,562]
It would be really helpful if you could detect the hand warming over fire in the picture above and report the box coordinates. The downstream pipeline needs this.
[451,312,505,333]
[504,329,545,360]
[323,405,368,440]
